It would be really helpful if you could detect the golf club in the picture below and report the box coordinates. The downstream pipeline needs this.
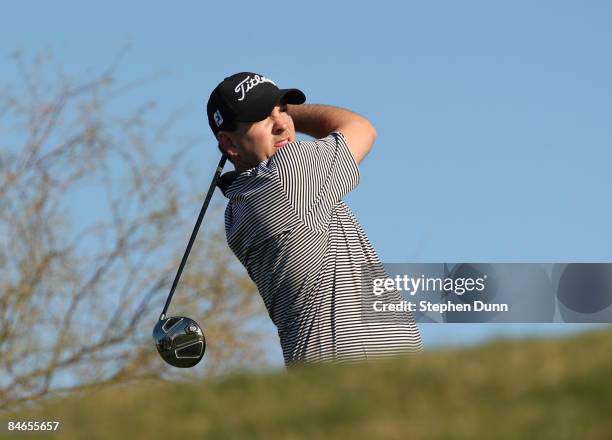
[152,154,227,368]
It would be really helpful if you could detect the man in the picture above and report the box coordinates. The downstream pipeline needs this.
[207,72,422,366]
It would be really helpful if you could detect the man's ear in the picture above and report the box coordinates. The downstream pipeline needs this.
[217,132,240,161]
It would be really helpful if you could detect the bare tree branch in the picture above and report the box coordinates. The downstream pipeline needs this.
[0,51,269,410]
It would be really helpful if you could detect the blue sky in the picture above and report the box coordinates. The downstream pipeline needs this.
[3,1,611,361]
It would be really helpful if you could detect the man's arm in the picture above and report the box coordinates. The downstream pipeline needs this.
[287,104,377,164]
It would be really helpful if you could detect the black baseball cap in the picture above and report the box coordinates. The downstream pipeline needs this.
[207,72,306,136]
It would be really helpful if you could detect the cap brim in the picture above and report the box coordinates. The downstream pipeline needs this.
[279,88,306,105]
[235,88,306,123]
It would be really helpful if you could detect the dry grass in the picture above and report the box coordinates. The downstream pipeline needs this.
[4,328,612,439]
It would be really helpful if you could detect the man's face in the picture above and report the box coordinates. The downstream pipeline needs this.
[219,101,296,170]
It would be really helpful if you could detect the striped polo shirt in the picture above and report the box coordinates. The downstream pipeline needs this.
[219,132,423,366]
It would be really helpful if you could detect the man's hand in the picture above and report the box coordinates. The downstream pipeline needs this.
[287,104,377,164]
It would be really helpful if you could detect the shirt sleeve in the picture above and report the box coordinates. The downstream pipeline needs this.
[269,131,361,231]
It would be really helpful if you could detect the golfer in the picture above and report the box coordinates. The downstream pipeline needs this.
[207,72,422,366]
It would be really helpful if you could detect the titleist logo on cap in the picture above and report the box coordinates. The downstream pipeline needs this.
[234,75,276,101]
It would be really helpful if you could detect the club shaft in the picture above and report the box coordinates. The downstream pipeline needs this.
[160,155,227,320]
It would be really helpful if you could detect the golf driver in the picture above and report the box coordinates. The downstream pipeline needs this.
[153,154,227,368]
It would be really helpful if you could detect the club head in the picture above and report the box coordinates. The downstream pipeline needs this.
[153,316,206,368]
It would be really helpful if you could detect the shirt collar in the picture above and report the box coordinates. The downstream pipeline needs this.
[217,170,240,196]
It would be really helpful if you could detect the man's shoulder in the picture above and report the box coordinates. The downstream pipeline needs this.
[220,164,278,199]
[274,133,343,156]
[267,132,346,172]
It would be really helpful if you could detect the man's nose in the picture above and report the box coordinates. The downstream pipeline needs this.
[271,107,287,134]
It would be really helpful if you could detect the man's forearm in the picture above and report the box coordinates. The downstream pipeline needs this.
[287,104,370,138]
[287,103,377,164]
